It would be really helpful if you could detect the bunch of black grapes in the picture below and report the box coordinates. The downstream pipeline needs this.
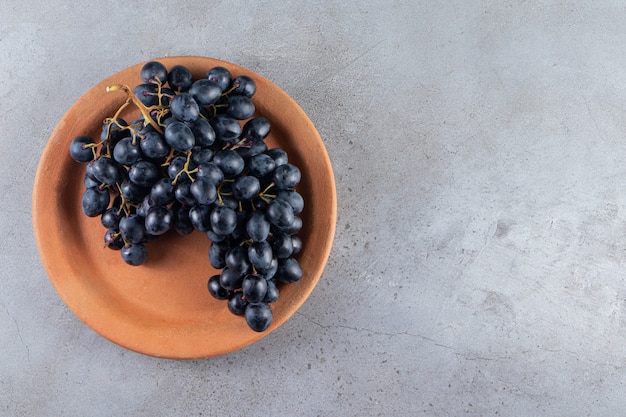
[69,61,304,332]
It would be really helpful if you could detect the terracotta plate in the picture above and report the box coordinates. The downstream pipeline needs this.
[32,57,336,359]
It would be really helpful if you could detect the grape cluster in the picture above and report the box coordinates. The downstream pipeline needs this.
[69,61,305,332]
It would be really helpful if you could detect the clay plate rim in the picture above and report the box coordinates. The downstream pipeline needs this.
[32,56,337,359]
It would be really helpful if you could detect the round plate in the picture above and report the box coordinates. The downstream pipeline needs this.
[32,56,336,359]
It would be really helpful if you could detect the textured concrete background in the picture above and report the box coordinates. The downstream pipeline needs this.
[3,1,626,415]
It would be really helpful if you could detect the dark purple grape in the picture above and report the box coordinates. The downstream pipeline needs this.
[246,211,270,242]
[145,206,173,235]
[207,229,227,242]
[101,207,122,231]
[206,66,232,91]
[174,182,197,205]
[213,149,244,178]
[276,257,303,283]
[150,178,175,206]
[189,204,212,232]
[140,131,170,159]
[277,190,304,214]
[220,193,239,210]
[129,160,160,188]
[232,75,256,97]
[70,136,95,162]
[226,95,255,120]
[140,61,167,84]
[273,163,301,190]
[196,162,224,185]
[242,274,268,304]
[247,241,273,270]
[121,243,148,266]
[136,194,157,218]
[84,174,100,189]
[232,176,260,201]
[208,275,231,300]
[167,65,193,92]
[90,156,122,185]
[81,188,110,217]
[247,153,276,178]
[270,232,293,259]
[113,137,142,166]
[225,245,251,275]
[100,118,129,146]
[257,256,278,281]
[266,198,295,229]
[245,302,272,332]
[120,180,149,205]
[167,157,187,181]
[263,280,279,303]
[236,141,267,162]
[164,120,195,152]
[265,148,288,166]
[231,210,249,241]
[190,118,216,148]
[220,267,244,291]
[210,205,238,235]
[275,216,302,235]
[104,229,124,250]
[190,177,217,205]
[170,93,199,122]
[228,292,248,316]
[119,214,146,244]
[191,148,214,165]
[133,83,159,106]
[210,114,242,143]
[291,235,303,254]
[167,156,196,183]
[242,117,270,143]
[189,79,222,106]
[209,241,229,269]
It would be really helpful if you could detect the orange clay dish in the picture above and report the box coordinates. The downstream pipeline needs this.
[32,57,336,359]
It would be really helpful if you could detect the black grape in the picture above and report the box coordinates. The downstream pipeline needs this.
[210,114,242,144]
[140,61,168,84]
[81,188,110,217]
[228,293,248,316]
[232,176,260,201]
[232,75,256,97]
[170,93,200,122]
[113,137,142,166]
[189,79,222,106]
[70,136,95,162]
[140,131,170,159]
[164,120,195,152]
[121,243,148,266]
[206,66,232,91]
[245,303,272,332]
[272,163,301,190]
[167,65,193,91]
[207,275,231,300]
[190,177,217,205]
[226,95,255,120]
[119,214,146,244]
[242,117,270,143]
[145,206,173,235]
[213,149,244,177]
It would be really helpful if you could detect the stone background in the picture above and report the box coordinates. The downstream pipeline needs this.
[3,1,626,415]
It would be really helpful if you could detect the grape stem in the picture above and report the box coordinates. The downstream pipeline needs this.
[115,183,135,217]
[171,150,198,184]
[106,84,164,135]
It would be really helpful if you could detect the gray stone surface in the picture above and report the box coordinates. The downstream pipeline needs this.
[3,0,626,415]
